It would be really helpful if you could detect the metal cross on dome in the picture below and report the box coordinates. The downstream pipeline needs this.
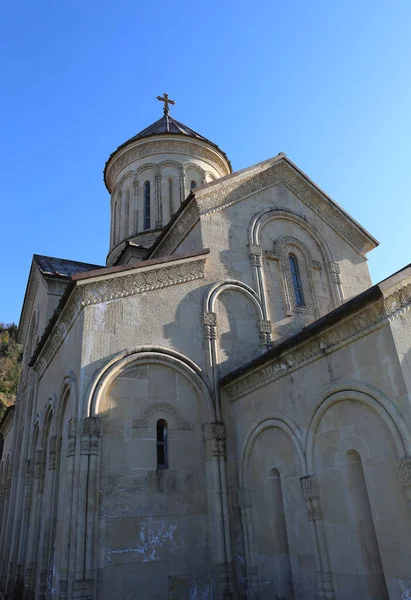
[156,93,175,116]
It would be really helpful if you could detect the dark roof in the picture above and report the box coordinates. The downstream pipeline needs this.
[104,115,232,191]
[34,255,103,279]
[125,115,211,145]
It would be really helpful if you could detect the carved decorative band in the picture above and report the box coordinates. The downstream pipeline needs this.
[225,284,411,400]
[133,402,193,430]
[34,258,206,380]
[82,258,206,306]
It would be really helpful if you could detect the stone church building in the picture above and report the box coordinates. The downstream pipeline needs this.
[1,96,411,599]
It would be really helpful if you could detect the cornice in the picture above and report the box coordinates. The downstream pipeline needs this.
[33,254,207,379]
[194,159,376,255]
[223,282,411,401]
[18,263,40,346]
[105,137,230,193]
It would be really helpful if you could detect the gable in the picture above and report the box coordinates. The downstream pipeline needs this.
[150,155,378,259]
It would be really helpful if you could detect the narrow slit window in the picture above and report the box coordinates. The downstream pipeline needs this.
[156,419,168,469]
[144,181,151,230]
[190,180,197,190]
[289,254,305,306]
[168,178,173,209]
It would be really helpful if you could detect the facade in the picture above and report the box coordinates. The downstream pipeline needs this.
[1,99,411,599]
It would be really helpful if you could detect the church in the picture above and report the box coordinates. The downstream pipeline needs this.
[1,94,411,599]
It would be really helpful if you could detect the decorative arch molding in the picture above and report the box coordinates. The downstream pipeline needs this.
[205,279,263,318]
[237,415,306,599]
[268,235,320,317]
[249,208,334,261]
[158,159,182,172]
[184,162,206,185]
[239,415,306,491]
[132,162,160,183]
[306,381,411,472]
[39,395,57,449]
[55,371,78,437]
[248,208,343,318]
[116,171,133,194]
[84,346,214,422]
[133,402,193,430]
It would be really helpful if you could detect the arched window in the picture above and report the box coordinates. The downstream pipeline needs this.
[124,189,130,237]
[156,419,168,469]
[168,178,173,210]
[289,254,305,306]
[143,181,151,230]
[113,201,118,245]
[190,180,197,190]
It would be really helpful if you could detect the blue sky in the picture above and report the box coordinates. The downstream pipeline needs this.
[1,1,411,324]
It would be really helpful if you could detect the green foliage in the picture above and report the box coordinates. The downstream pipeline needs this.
[0,323,22,415]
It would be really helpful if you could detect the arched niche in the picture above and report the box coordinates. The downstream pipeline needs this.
[184,163,204,194]
[160,162,181,221]
[306,384,411,599]
[239,417,313,599]
[205,281,265,376]
[249,209,341,334]
[88,349,216,600]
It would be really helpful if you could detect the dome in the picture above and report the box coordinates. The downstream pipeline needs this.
[104,114,231,193]
[104,98,232,267]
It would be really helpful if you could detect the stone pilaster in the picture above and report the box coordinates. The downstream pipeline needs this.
[237,487,260,599]
[300,475,335,599]
[74,417,102,597]
[133,179,139,234]
[155,173,162,229]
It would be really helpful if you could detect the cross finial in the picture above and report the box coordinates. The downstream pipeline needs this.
[156,93,175,116]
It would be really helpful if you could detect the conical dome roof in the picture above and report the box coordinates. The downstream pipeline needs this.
[125,114,212,145]
[104,114,231,191]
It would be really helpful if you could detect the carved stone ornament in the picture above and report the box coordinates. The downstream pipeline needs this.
[82,257,206,306]
[105,138,229,192]
[259,319,272,334]
[300,475,318,499]
[203,311,217,326]
[82,417,102,437]
[203,422,226,440]
[224,285,411,400]
[133,402,192,430]
[330,261,341,284]
[249,244,262,257]
[397,458,411,487]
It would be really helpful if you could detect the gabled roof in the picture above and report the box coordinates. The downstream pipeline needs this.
[34,255,103,279]
[18,255,104,345]
[149,153,379,259]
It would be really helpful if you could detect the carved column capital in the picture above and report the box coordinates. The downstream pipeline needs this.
[300,475,322,520]
[80,417,102,456]
[330,261,341,284]
[259,319,272,346]
[249,244,262,267]
[203,311,217,340]
[397,458,411,487]
[204,422,226,458]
